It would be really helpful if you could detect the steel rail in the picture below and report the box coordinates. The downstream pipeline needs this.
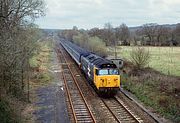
[62,71,78,123]
[115,96,142,123]
[101,99,122,123]
[56,48,78,122]
[101,96,143,123]
[114,96,141,123]
[58,45,96,123]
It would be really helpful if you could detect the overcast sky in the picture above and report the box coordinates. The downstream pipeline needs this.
[35,0,180,29]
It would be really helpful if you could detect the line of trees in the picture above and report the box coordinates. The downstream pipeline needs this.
[136,23,180,46]
[59,27,107,57]
[0,0,45,100]
[87,23,129,46]
[60,23,180,47]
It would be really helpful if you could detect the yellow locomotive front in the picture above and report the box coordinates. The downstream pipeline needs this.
[94,67,120,95]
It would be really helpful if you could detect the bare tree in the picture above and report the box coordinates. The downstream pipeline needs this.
[88,27,100,37]
[156,26,170,46]
[115,23,130,45]
[61,29,78,41]
[103,22,115,46]
[0,0,45,28]
[0,0,45,98]
[174,23,180,45]
[73,26,78,31]
[140,23,158,45]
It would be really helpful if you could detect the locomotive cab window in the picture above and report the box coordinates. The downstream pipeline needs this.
[98,69,108,75]
[96,69,119,75]
[109,69,119,75]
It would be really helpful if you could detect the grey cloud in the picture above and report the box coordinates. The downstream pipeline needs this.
[35,0,180,29]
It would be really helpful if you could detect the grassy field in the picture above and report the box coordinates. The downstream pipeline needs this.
[108,46,180,122]
[109,46,180,76]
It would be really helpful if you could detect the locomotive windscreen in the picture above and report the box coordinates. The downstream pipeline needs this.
[96,69,119,75]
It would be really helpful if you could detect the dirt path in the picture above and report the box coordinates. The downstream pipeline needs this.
[33,49,70,123]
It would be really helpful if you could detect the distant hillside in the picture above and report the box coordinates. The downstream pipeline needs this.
[41,23,179,33]
[129,23,178,32]
[41,28,62,33]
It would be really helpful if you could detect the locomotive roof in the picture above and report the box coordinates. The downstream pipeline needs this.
[86,54,117,68]
[93,58,117,68]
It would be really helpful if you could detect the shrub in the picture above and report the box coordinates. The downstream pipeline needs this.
[130,47,151,69]
[73,33,107,57]
[88,36,107,57]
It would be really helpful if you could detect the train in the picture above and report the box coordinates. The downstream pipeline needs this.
[60,39,121,96]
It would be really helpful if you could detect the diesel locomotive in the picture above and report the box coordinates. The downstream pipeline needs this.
[60,39,121,95]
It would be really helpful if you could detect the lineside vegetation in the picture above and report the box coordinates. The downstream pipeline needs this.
[73,32,107,57]
[0,0,46,122]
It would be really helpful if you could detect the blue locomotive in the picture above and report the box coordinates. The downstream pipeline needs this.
[60,39,120,95]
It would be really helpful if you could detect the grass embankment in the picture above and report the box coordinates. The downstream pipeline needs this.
[112,46,180,122]
[121,69,180,122]
[23,38,54,122]
[111,46,180,76]
[29,39,53,88]
[0,38,54,123]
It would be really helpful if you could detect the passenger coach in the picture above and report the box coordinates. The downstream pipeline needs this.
[60,39,121,96]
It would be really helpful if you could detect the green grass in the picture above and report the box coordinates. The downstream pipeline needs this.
[117,46,180,122]
[30,41,53,68]
[29,40,54,88]
[121,75,180,123]
[109,46,180,76]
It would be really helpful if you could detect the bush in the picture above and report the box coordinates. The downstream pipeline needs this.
[73,33,107,57]
[88,36,107,57]
[130,47,151,69]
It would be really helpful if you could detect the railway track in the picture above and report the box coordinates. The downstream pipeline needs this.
[58,44,143,122]
[102,96,143,123]
[59,45,119,123]
[56,41,156,123]
[56,47,96,123]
